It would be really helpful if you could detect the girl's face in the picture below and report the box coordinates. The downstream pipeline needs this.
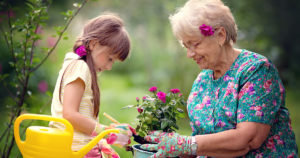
[90,42,119,72]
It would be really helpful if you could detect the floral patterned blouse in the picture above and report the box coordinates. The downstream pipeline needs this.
[187,50,298,157]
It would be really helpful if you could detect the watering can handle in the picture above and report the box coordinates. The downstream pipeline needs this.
[14,114,74,150]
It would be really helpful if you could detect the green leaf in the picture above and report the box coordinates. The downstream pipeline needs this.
[177,108,184,113]
[161,120,168,129]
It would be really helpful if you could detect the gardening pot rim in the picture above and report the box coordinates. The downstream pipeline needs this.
[132,144,156,155]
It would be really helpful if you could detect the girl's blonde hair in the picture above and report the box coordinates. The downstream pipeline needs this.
[169,0,237,45]
[73,13,130,117]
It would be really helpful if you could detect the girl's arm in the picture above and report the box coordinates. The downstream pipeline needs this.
[195,122,270,157]
[62,78,97,135]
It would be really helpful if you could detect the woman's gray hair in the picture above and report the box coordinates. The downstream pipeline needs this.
[169,0,237,45]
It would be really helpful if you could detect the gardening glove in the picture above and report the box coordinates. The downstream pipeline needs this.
[106,123,133,147]
[98,139,120,158]
[140,131,195,158]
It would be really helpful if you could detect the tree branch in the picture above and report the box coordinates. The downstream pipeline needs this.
[6,11,25,85]
[30,0,88,72]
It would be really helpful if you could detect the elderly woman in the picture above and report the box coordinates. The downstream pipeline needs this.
[141,0,298,157]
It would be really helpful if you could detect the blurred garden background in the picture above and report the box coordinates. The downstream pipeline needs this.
[0,0,299,157]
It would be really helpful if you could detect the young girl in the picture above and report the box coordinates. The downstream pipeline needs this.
[50,13,132,157]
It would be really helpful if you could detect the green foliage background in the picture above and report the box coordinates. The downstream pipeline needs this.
[0,0,299,157]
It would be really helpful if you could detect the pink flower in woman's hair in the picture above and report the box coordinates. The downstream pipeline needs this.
[38,80,48,93]
[199,24,215,36]
[149,86,157,92]
[170,88,180,94]
[156,91,166,103]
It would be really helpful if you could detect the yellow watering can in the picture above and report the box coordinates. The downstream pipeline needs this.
[14,114,119,158]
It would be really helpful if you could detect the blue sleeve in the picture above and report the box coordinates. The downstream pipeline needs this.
[237,60,284,125]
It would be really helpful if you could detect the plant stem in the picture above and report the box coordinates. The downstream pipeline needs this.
[30,0,88,73]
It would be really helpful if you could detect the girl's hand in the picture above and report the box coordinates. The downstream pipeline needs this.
[106,123,133,147]
[141,131,194,158]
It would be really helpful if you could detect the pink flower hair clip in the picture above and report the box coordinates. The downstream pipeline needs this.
[199,24,215,36]
[75,45,87,57]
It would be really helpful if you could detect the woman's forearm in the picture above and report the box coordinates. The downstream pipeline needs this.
[195,122,270,157]
[202,147,250,157]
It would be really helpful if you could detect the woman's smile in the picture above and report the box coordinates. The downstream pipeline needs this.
[194,56,204,65]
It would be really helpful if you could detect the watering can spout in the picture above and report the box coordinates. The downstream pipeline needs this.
[75,129,120,157]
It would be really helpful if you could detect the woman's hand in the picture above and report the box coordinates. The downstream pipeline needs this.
[140,131,194,158]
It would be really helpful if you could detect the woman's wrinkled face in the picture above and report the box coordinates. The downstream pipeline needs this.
[90,42,119,72]
[182,35,220,70]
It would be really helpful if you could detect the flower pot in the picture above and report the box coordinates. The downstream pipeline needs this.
[132,144,155,158]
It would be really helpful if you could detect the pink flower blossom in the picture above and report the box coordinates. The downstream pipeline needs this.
[195,120,201,126]
[177,137,184,145]
[277,139,284,145]
[263,79,272,93]
[225,111,232,117]
[156,91,166,103]
[154,138,160,143]
[170,146,175,152]
[136,97,139,101]
[75,45,87,57]
[237,113,245,119]
[149,86,157,92]
[255,153,263,158]
[38,80,48,93]
[195,104,204,110]
[202,96,211,106]
[142,96,147,100]
[199,24,215,36]
[273,135,280,140]
[217,120,226,127]
[287,154,295,158]
[137,108,143,113]
[170,88,180,94]
[238,62,248,72]
[178,93,183,97]
[250,106,262,111]
[255,111,264,117]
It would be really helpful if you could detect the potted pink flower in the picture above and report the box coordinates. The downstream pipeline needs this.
[124,87,186,157]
